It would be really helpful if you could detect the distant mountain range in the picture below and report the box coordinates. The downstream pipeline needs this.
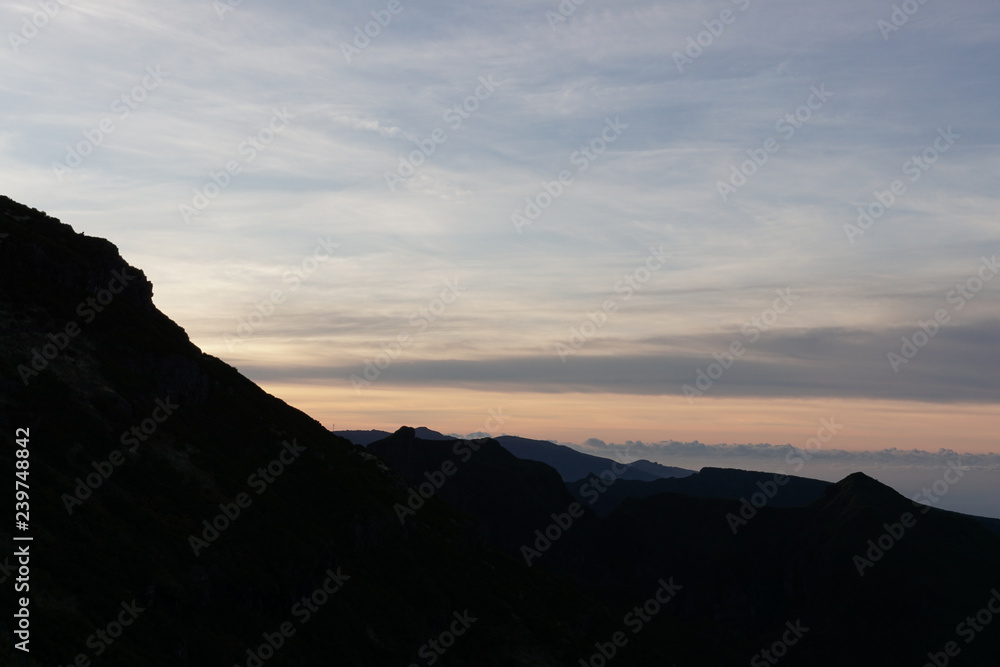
[353,426,1000,664]
[4,194,1000,666]
[566,465,831,516]
[367,427,580,555]
[0,197,599,666]
[336,427,695,482]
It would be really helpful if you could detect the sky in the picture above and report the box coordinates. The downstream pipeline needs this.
[2,0,998,484]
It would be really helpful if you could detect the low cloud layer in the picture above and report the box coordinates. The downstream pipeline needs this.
[2,0,997,448]
[239,320,1000,403]
[576,437,1000,471]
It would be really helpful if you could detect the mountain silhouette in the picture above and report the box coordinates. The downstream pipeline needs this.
[337,427,695,482]
[336,426,453,445]
[2,194,999,666]
[495,434,694,482]
[0,196,608,666]
[568,466,831,516]
[563,471,1000,664]
[368,427,592,555]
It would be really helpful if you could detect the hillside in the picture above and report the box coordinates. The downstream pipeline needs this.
[3,194,999,666]
[0,196,602,666]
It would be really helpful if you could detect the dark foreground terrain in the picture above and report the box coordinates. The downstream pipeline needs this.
[2,195,999,666]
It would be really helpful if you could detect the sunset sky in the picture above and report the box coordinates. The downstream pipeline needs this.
[3,0,998,460]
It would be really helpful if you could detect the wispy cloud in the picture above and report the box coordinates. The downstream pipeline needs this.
[1,0,997,448]
[330,114,401,138]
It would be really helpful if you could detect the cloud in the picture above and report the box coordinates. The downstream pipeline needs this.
[236,319,1000,404]
[0,0,997,447]
[330,114,401,137]
[574,437,1000,472]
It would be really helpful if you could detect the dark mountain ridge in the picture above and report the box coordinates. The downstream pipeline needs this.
[367,427,592,555]
[494,434,694,482]
[0,196,607,666]
[568,465,832,516]
[562,472,1000,665]
[3,195,999,666]
[337,427,695,482]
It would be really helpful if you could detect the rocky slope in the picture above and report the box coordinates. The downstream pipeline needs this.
[0,196,603,666]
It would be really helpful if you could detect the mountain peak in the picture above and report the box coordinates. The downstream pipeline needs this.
[833,471,902,500]
[809,470,915,528]
[391,425,453,441]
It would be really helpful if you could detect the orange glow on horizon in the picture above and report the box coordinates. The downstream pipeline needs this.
[255,382,999,455]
